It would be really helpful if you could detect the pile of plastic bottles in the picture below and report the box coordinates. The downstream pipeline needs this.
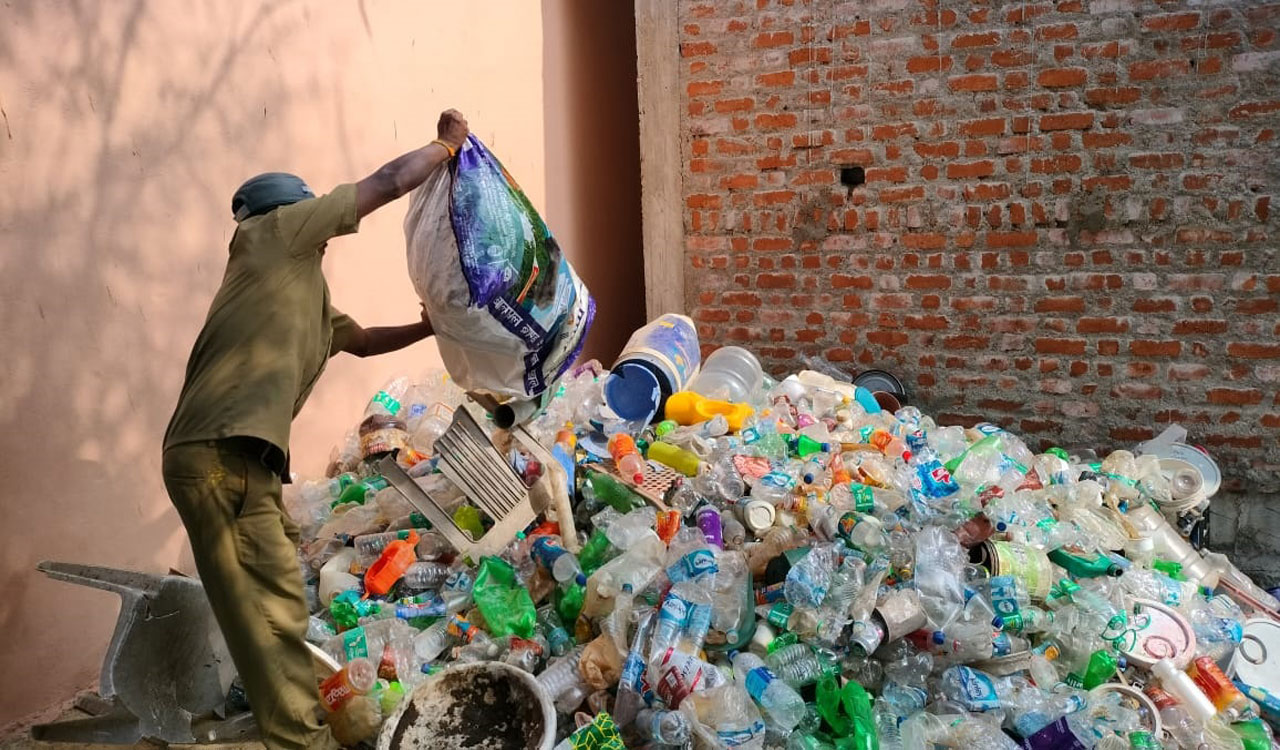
[282,329,1279,750]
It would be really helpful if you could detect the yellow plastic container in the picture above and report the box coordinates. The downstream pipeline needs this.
[664,391,754,432]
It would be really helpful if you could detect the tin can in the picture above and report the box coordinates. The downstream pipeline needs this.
[977,540,1054,601]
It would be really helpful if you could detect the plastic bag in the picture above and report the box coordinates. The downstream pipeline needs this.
[404,135,594,398]
[472,556,536,638]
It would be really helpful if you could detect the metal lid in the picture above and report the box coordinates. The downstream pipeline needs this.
[853,369,905,397]
[1233,618,1280,694]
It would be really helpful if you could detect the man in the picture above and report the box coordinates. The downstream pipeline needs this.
[162,109,469,750]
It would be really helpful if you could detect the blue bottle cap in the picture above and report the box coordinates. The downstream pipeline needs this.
[575,573,587,586]
[992,616,1005,629]
[603,363,661,422]
[933,631,946,645]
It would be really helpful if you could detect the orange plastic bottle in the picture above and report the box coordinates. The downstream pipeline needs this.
[1186,655,1250,720]
[364,530,420,596]
[608,433,646,484]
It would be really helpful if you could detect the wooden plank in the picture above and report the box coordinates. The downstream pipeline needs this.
[634,0,685,319]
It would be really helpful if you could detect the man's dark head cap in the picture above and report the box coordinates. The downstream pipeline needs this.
[231,172,314,222]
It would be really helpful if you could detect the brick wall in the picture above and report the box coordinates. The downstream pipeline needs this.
[678,0,1280,576]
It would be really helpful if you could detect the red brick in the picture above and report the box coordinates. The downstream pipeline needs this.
[953,31,1001,48]
[756,273,795,289]
[905,314,948,330]
[1040,112,1094,131]
[1129,59,1191,81]
[992,49,1033,67]
[907,56,952,73]
[948,74,999,92]
[1228,342,1280,359]
[681,41,717,57]
[867,330,909,347]
[1035,296,1084,313]
[831,274,873,289]
[755,31,794,48]
[1130,152,1185,169]
[988,231,1038,247]
[1206,388,1263,406]
[1142,12,1200,32]
[1036,23,1078,41]
[1077,317,1129,334]
[947,160,996,179]
[1036,338,1086,355]
[959,118,1007,136]
[1130,340,1182,357]
[1031,155,1083,173]
[1229,101,1280,119]
[789,47,832,66]
[687,80,724,97]
[1085,87,1141,106]
[881,186,925,202]
[755,112,798,130]
[944,335,989,349]
[756,71,796,87]
[905,274,952,290]
[1173,319,1229,334]
[915,141,961,158]
[903,233,947,249]
[1037,67,1087,87]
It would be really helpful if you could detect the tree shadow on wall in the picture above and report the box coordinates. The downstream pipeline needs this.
[0,0,342,726]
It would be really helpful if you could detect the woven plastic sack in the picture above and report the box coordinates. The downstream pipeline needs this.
[404,135,594,398]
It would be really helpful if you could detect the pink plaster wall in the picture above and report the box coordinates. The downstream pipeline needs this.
[0,0,551,728]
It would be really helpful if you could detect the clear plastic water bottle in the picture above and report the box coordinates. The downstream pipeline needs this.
[875,697,905,750]
[401,561,450,590]
[634,709,693,745]
[614,609,655,728]
[536,604,573,658]
[733,651,806,731]
[536,645,585,701]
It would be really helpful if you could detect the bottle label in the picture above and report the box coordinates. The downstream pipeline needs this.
[992,633,1014,657]
[621,651,646,689]
[654,648,707,708]
[767,603,793,629]
[371,390,402,416]
[744,666,777,702]
[761,471,797,490]
[530,537,567,571]
[755,582,787,605]
[718,720,767,748]
[851,484,875,513]
[658,594,690,629]
[667,548,718,583]
[988,575,1022,620]
[341,628,368,660]
[953,666,1000,711]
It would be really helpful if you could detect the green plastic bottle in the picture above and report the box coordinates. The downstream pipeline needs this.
[1048,548,1124,578]
[788,434,831,458]
[583,470,647,512]
[576,527,618,576]
[335,475,388,508]
[1151,558,1186,580]
[840,681,879,750]
[1073,649,1119,690]
[471,556,537,638]
[1231,719,1272,750]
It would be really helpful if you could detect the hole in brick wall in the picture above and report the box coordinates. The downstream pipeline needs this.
[840,166,865,188]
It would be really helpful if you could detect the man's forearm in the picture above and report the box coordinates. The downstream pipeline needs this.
[359,322,433,357]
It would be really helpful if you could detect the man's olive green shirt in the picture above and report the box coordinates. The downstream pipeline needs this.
[164,184,361,455]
